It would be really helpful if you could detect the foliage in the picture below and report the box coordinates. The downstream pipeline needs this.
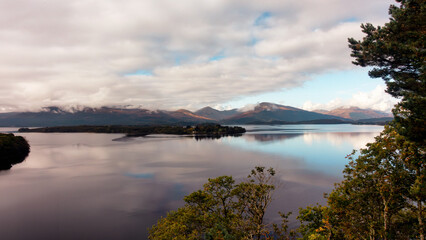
[148,167,293,240]
[348,0,426,145]
[346,1,425,238]
[303,125,424,240]
[0,133,30,170]
[272,212,296,240]
[297,205,337,240]
[233,167,277,238]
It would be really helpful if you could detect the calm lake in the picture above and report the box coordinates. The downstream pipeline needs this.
[0,124,383,239]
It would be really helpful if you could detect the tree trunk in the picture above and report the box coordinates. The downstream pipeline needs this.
[383,199,389,240]
[369,226,375,240]
[418,199,424,240]
[416,165,424,240]
[380,189,391,240]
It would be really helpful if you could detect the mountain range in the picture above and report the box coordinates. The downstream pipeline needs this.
[314,107,392,121]
[0,103,392,127]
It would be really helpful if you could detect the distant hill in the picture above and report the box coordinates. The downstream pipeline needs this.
[0,103,392,127]
[0,107,214,127]
[195,107,239,121]
[164,109,215,122]
[315,107,392,121]
[222,102,349,124]
[354,117,394,125]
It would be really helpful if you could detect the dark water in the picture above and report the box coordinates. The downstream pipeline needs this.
[0,124,382,239]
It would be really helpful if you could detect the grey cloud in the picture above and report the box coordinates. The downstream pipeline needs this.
[0,0,395,112]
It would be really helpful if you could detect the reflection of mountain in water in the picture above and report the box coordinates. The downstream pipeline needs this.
[0,125,383,239]
[243,134,302,143]
[223,130,381,179]
[241,132,378,149]
[194,134,243,141]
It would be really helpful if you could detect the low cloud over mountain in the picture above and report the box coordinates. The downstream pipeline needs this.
[0,102,393,127]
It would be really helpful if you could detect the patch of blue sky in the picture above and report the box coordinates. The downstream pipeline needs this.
[254,12,272,26]
[341,17,359,23]
[174,55,189,65]
[248,12,272,47]
[124,69,153,76]
[249,36,258,46]
[223,68,385,109]
[209,54,225,62]
[172,51,194,66]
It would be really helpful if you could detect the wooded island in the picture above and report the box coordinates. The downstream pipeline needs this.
[0,133,30,170]
[18,124,246,138]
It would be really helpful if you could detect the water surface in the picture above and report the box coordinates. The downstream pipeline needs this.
[0,124,383,239]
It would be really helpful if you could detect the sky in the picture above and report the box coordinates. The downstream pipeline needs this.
[0,0,399,113]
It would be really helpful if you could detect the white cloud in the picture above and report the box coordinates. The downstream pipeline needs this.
[303,85,399,112]
[0,0,395,112]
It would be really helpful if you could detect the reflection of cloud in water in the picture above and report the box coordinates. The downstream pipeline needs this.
[2,133,317,238]
[303,132,378,149]
[241,130,379,151]
[279,168,339,188]
[224,130,382,177]
[124,173,155,179]
[0,127,382,239]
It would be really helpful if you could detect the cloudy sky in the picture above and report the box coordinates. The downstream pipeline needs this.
[0,0,399,113]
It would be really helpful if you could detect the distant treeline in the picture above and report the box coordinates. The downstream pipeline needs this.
[0,133,30,170]
[18,124,246,137]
